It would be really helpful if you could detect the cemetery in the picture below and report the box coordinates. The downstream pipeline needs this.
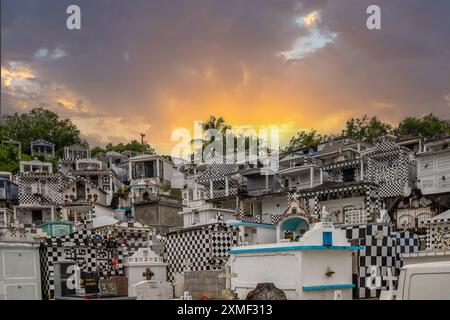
[0,135,449,300]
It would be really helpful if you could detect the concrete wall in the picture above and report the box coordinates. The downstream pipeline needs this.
[134,202,183,233]
[261,196,287,216]
[16,207,54,226]
[183,270,226,299]
[94,204,115,218]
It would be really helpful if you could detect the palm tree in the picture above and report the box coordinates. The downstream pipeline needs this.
[202,116,232,135]
[190,116,232,158]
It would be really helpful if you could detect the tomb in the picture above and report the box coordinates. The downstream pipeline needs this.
[53,261,132,299]
[229,207,360,300]
[124,247,168,296]
[425,209,450,250]
[337,222,420,299]
[162,222,239,282]
[133,194,183,234]
[0,175,18,210]
[39,221,149,299]
[30,139,55,158]
[182,270,227,299]
[38,221,73,237]
[133,280,173,300]
[128,154,174,198]
[0,228,42,300]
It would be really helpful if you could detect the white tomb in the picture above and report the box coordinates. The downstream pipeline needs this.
[229,206,360,300]
[133,280,173,300]
[0,229,42,300]
[124,247,168,296]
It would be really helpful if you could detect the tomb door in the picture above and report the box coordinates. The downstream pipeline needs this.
[144,161,154,178]
[343,167,356,182]
[76,181,86,200]
[31,210,43,225]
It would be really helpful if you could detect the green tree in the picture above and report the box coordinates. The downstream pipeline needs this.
[91,146,105,157]
[91,139,155,157]
[0,144,21,173]
[285,130,329,152]
[395,113,450,139]
[191,116,233,160]
[341,115,393,143]
[1,107,85,157]
[202,116,232,135]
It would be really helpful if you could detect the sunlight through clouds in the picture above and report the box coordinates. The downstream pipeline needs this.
[280,10,336,61]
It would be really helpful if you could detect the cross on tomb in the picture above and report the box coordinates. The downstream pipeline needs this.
[382,267,397,291]
[142,268,154,281]
[181,291,192,300]
[218,266,237,297]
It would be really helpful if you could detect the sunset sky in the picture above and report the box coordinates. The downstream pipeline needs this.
[1,0,450,154]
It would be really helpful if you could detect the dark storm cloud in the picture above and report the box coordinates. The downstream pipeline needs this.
[1,0,450,150]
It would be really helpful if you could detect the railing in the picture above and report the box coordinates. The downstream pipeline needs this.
[239,214,281,225]
[344,209,368,225]
[207,188,238,199]
[136,193,182,205]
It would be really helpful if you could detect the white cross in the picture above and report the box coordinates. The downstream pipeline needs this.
[181,291,192,300]
[382,267,397,291]
[218,266,237,297]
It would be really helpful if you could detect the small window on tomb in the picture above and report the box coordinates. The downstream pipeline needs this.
[343,167,355,182]
[193,211,200,225]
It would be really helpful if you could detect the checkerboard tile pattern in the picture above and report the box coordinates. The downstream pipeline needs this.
[338,223,396,299]
[391,231,420,271]
[39,222,149,299]
[366,139,414,198]
[18,172,65,205]
[162,223,239,282]
[425,217,450,250]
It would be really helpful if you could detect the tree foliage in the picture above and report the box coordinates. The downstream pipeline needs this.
[285,130,329,152]
[0,144,21,173]
[1,107,85,157]
[395,113,450,139]
[91,139,155,157]
[340,115,393,143]
[286,113,449,151]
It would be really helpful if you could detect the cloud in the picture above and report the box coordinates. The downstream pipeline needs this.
[280,10,337,61]
[301,10,320,27]
[280,29,337,61]
[34,47,68,61]
[1,60,97,118]
[2,0,450,153]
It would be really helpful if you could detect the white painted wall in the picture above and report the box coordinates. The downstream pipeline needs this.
[417,151,450,195]
[94,204,115,218]
[180,201,235,228]
[0,244,42,300]
[261,196,287,216]
[318,197,365,223]
[235,225,276,245]
[256,227,277,244]
[230,223,355,300]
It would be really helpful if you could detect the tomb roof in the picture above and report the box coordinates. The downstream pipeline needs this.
[31,139,55,146]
